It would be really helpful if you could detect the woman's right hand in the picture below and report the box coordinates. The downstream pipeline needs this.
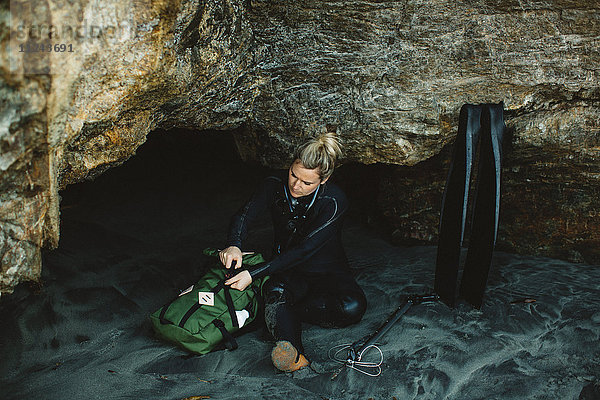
[219,246,243,269]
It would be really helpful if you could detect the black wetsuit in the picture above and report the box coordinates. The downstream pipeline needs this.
[227,174,367,353]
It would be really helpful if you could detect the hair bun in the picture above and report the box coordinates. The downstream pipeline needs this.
[294,131,343,180]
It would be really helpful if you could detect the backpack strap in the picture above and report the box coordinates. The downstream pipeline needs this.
[179,303,202,328]
[223,286,239,329]
[212,319,238,350]
[159,298,177,325]
[244,301,254,319]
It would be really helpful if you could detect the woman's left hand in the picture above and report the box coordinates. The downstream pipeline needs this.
[225,270,252,291]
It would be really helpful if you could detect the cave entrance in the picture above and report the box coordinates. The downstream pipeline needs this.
[53,128,384,289]
[54,128,274,290]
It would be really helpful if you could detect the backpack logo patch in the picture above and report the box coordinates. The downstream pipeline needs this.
[198,292,214,306]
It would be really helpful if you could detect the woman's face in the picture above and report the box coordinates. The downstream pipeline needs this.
[287,160,328,198]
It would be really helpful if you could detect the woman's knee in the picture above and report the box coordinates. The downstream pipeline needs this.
[263,279,288,303]
[263,275,307,305]
[337,291,367,326]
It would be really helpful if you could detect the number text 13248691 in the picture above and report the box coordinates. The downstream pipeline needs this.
[19,43,74,53]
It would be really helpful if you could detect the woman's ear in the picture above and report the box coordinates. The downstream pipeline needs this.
[320,176,330,185]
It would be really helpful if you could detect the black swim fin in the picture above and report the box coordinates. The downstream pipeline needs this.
[435,102,506,309]
[458,103,505,308]
[435,104,482,307]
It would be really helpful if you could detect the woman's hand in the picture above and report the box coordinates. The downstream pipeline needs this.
[219,246,243,269]
[225,270,252,291]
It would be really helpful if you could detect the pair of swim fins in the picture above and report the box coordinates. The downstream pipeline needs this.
[434,103,506,309]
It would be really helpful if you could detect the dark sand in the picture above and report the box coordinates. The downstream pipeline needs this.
[1,131,599,400]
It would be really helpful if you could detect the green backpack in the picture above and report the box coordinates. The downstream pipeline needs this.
[150,248,269,355]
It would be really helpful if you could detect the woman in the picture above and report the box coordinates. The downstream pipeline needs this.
[219,132,367,372]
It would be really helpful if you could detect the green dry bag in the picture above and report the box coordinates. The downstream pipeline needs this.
[150,248,269,355]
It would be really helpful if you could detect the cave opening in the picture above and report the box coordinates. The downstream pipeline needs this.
[52,128,386,291]
[55,129,269,288]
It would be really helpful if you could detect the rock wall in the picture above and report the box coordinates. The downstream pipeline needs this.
[1,0,599,294]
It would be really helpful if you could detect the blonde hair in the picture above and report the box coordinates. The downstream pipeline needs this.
[294,132,343,181]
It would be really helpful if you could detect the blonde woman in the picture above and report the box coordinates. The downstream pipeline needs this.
[220,132,367,372]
